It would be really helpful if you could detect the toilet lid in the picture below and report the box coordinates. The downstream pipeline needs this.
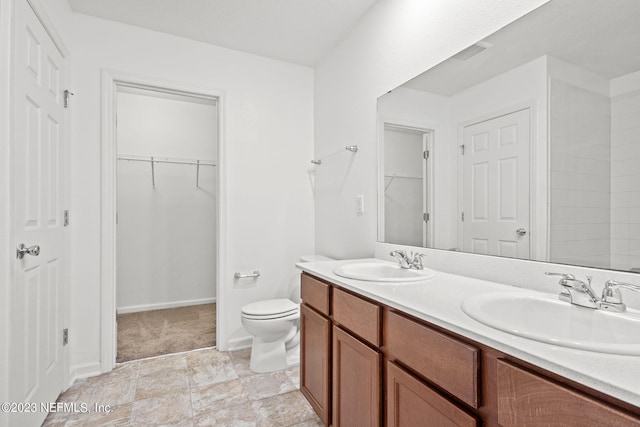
[241,299,298,318]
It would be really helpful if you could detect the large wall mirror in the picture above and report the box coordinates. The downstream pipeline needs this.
[377,0,640,273]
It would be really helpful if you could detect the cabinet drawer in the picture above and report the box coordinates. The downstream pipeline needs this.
[333,287,381,346]
[497,360,640,427]
[301,273,330,316]
[386,361,477,427]
[384,310,479,408]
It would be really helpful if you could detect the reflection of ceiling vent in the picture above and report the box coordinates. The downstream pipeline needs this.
[452,41,492,60]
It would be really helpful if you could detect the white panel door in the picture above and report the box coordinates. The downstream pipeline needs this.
[10,1,68,425]
[462,109,530,259]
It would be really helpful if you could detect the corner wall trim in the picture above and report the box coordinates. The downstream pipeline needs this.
[68,362,102,388]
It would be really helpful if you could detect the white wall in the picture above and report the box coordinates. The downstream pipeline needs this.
[314,0,551,259]
[33,0,314,378]
[549,78,611,268]
[116,91,217,312]
[611,81,640,271]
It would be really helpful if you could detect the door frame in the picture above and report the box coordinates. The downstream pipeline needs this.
[377,115,435,248]
[100,70,227,372]
[456,102,539,259]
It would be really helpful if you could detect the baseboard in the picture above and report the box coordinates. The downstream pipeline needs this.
[68,362,102,387]
[226,336,253,351]
[116,297,216,314]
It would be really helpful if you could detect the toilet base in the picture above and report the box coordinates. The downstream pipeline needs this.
[249,336,300,373]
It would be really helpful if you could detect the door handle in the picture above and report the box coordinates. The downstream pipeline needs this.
[516,228,527,236]
[17,243,40,259]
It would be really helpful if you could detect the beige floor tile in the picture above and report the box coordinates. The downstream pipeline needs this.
[188,359,238,388]
[228,348,254,377]
[240,370,297,401]
[63,403,133,427]
[289,418,325,427]
[186,347,232,368]
[135,368,190,401]
[191,378,249,415]
[138,353,188,377]
[252,391,317,427]
[193,401,258,427]
[285,366,301,388]
[130,391,192,426]
[43,347,317,427]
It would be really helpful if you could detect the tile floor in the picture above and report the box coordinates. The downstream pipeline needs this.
[42,348,323,426]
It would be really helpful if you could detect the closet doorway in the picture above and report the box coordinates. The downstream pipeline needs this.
[115,86,218,362]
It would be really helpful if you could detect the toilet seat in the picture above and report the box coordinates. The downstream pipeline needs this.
[241,299,298,320]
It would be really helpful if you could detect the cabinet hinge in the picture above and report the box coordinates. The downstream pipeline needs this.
[63,328,68,346]
[423,150,429,160]
[63,90,74,108]
[460,144,465,155]
[423,212,430,222]
[64,210,70,227]
[461,212,465,222]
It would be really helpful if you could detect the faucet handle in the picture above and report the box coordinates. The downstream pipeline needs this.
[600,280,640,312]
[545,272,576,280]
[410,252,426,270]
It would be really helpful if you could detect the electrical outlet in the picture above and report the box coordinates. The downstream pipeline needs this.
[356,195,364,215]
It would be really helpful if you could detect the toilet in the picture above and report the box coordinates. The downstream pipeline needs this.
[241,255,332,373]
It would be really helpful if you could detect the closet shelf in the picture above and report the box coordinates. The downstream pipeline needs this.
[117,154,216,188]
[384,173,422,191]
[117,154,216,167]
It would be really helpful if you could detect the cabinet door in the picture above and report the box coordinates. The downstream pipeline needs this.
[387,361,477,427]
[497,360,640,427]
[300,304,331,425]
[333,325,381,427]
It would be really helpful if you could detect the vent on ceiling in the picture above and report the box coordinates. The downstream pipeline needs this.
[452,41,492,61]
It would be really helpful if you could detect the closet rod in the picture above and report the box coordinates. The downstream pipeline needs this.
[117,154,216,167]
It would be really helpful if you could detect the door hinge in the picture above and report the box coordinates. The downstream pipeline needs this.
[423,150,429,160]
[461,212,465,222]
[64,210,70,227]
[63,90,74,108]
[423,212,430,222]
[460,144,465,155]
[63,328,69,346]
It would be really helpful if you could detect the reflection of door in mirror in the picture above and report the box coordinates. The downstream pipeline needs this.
[382,124,433,247]
[461,109,530,259]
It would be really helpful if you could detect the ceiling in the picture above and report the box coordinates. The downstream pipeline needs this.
[404,0,640,96]
[66,0,379,67]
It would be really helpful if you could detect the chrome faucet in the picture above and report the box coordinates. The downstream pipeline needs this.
[599,280,640,312]
[545,272,599,309]
[390,250,426,270]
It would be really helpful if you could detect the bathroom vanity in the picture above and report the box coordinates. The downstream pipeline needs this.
[297,259,640,427]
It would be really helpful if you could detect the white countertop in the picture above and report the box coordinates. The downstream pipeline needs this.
[296,258,640,408]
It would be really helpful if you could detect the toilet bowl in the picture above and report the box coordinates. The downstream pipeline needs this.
[240,255,332,373]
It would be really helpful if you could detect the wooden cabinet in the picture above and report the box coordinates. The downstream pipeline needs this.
[333,325,381,427]
[300,282,331,425]
[386,361,477,427]
[385,310,479,408]
[300,304,331,425]
[497,360,640,427]
[333,287,381,346]
[299,273,640,427]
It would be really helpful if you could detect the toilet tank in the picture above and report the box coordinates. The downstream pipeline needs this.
[289,255,333,303]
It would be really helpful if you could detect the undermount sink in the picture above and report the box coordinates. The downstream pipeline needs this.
[461,292,640,355]
[333,261,435,283]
